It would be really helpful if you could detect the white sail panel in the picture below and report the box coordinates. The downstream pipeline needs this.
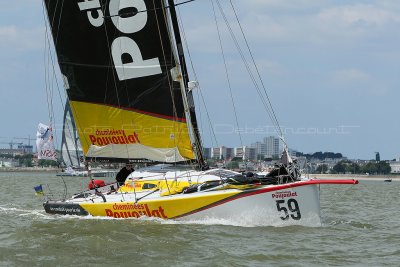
[61,102,82,167]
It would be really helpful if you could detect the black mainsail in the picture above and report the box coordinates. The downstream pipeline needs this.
[44,0,204,165]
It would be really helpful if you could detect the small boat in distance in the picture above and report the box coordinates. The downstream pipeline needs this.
[384,178,392,182]
[56,166,117,177]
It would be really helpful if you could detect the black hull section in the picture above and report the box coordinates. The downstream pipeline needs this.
[44,202,88,216]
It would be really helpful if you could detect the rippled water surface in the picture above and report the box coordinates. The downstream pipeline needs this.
[0,172,399,266]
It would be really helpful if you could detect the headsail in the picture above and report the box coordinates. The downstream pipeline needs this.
[61,101,83,167]
[44,0,196,163]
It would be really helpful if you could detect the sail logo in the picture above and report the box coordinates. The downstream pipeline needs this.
[78,0,162,81]
[40,149,57,159]
[89,129,140,146]
[271,191,298,199]
[105,203,168,218]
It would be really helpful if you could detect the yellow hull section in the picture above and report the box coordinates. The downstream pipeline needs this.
[80,190,240,219]
[118,179,192,196]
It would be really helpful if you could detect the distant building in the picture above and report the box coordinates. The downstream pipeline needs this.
[375,152,380,162]
[250,142,267,158]
[234,146,256,161]
[0,148,26,156]
[211,146,234,160]
[0,158,19,168]
[264,136,280,158]
[225,147,234,160]
[238,161,256,171]
[0,144,33,156]
[18,145,33,154]
[245,147,256,161]
[211,147,221,159]
[389,160,400,174]
[288,149,298,157]
[203,147,211,159]
[234,146,244,159]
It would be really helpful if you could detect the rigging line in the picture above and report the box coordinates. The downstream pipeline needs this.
[157,0,179,121]
[175,10,211,167]
[215,1,282,137]
[177,8,219,149]
[103,0,196,19]
[216,1,278,133]
[169,0,206,168]
[115,27,136,159]
[58,61,173,69]
[43,32,51,125]
[63,105,81,167]
[49,0,60,36]
[54,0,65,48]
[42,1,72,151]
[165,1,191,169]
[89,2,128,162]
[166,0,200,167]
[114,10,132,109]
[43,1,91,164]
[43,2,63,148]
[153,0,181,162]
[42,2,52,125]
[216,2,268,107]
[44,31,54,133]
[47,29,56,142]
[215,1,278,127]
[211,1,244,150]
[175,8,210,168]
[229,0,283,138]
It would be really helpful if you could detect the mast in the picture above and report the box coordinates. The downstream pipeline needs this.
[167,0,207,169]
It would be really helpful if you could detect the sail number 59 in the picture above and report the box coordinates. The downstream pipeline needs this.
[276,199,301,220]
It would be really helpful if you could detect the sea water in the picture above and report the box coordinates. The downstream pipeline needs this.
[0,172,399,266]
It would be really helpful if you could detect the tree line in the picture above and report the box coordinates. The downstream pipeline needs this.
[316,160,391,175]
[296,151,343,160]
[0,153,58,167]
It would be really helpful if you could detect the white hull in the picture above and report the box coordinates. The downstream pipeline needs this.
[180,184,321,226]
[44,168,357,226]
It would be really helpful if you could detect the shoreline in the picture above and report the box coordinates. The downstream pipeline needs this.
[308,174,400,181]
[0,167,59,173]
[0,168,398,181]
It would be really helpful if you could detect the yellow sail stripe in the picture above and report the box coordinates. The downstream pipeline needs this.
[69,101,194,160]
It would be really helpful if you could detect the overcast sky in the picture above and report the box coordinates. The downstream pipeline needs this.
[1,0,399,160]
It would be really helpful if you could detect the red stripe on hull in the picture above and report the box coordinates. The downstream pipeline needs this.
[173,179,358,219]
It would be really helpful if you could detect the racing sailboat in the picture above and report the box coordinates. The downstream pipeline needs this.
[41,0,357,225]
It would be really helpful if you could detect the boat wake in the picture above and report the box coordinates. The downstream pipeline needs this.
[167,214,322,228]
[0,205,49,220]
[324,218,375,229]
[38,212,322,228]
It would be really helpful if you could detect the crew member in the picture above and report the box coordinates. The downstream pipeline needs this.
[116,163,134,186]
